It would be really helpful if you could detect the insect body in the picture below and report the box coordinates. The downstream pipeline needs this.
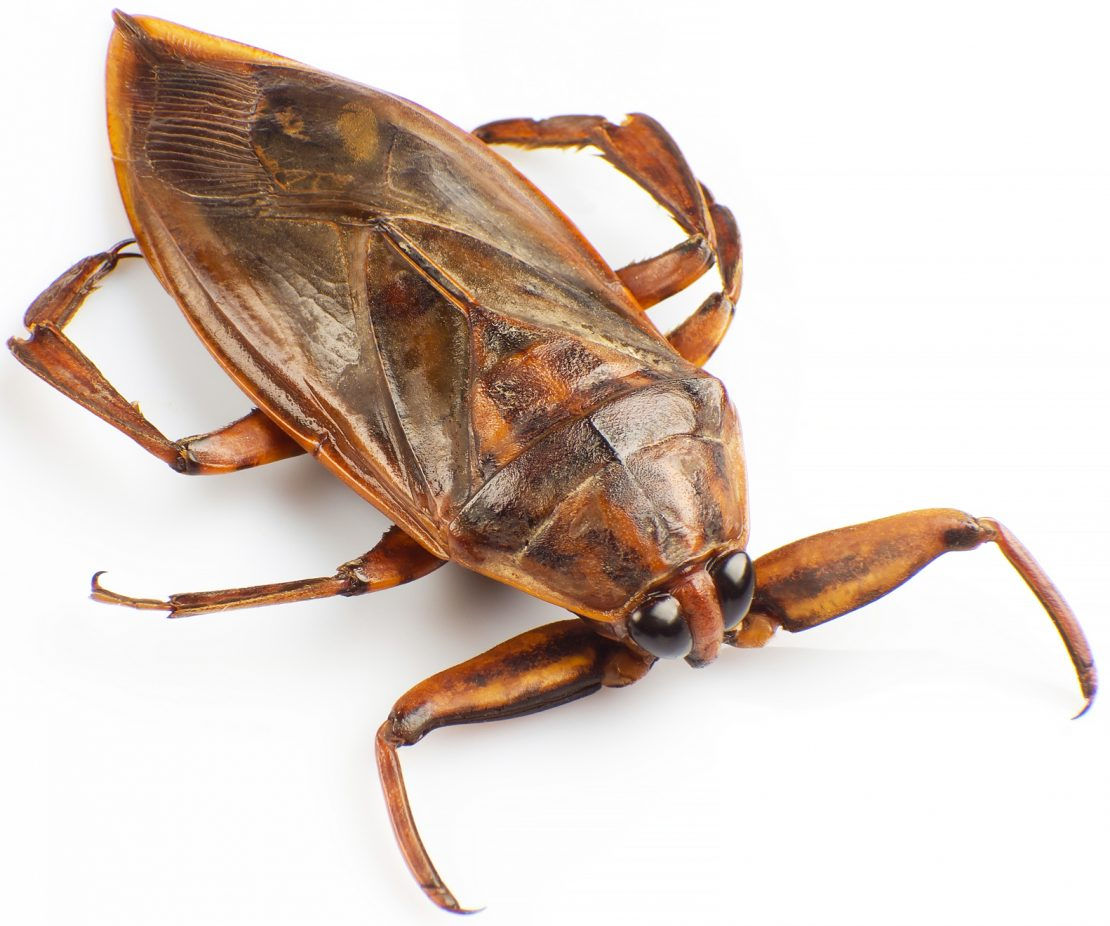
[9,13,1096,914]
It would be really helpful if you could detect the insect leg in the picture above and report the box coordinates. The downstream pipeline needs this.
[613,235,716,309]
[727,509,1096,715]
[376,619,654,912]
[8,242,304,474]
[473,114,713,240]
[474,114,740,365]
[171,409,304,474]
[91,525,443,616]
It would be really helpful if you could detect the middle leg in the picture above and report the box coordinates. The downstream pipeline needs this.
[9,242,305,474]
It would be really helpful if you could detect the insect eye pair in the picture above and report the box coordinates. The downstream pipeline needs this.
[628,552,756,659]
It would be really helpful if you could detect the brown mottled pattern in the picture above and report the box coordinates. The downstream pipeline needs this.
[107,16,748,616]
[451,378,746,615]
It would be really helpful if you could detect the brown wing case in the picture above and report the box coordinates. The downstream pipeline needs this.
[106,14,747,619]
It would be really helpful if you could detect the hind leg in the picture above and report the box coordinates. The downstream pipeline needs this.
[475,114,740,365]
[92,525,444,617]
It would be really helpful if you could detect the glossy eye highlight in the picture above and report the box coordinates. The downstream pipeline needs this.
[711,551,755,630]
[628,594,691,658]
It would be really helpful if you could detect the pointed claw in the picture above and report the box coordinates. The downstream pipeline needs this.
[1072,672,1096,719]
[428,887,482,916]
[90,571,172,612]
[106,237,142,265]
[1068,655,1096,719]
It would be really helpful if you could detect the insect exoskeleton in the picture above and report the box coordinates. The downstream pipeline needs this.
[9,10,1095,916]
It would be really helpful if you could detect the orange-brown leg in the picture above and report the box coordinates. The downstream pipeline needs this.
[376,620,653,913]
[91,525,444,617]
[727,509,1096,715]
[8,241,304,474]
[473,114,741,365]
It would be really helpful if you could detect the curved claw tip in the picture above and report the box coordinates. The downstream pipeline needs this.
[1072,695,1095,720]
[427,887,483,916]
[442,902,484,916]
[89,571,171,612]
[1072,666,1097,720]
[109,237,137,253]
[90,571,113,598]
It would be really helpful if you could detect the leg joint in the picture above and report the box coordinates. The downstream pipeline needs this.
[382,708,429,747]
[336,560,370,597]
[943,515,994,550]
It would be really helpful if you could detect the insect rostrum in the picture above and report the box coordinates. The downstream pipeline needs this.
[8,12,1095,914]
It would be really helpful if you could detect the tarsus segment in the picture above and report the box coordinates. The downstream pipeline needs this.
[979,518,1096,715]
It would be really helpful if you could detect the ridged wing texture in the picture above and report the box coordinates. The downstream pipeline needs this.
[142,65,273,200]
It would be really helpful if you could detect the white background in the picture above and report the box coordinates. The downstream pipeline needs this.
[2,2,1108,924]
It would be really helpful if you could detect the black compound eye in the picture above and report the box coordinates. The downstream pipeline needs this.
[628,594,691,659]
[711,551,755,630]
